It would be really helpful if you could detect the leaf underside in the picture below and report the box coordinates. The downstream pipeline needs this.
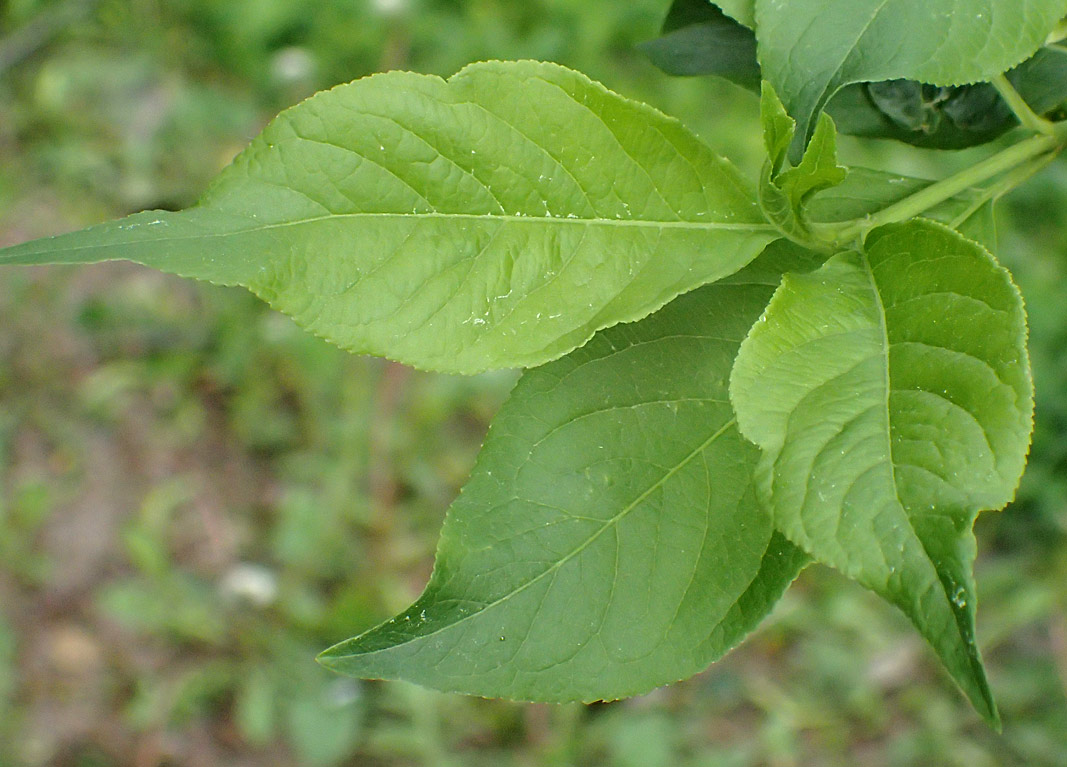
[730,220,1034,725]
[0,60,777,375]
[318,243,818,702]
[826,41,1067,151]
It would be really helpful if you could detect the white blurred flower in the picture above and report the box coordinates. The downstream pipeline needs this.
[220,562,278,607]
[372,0,409,17]
[270,47,316,85]
[327,678,363,707]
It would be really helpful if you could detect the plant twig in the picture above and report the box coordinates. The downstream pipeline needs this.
[948,151,1060,231]
[813,131,1065,246]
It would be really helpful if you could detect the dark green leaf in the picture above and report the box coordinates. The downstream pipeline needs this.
[1010,42,1067,115]
[640,1,760,89]
[318,243,816,701]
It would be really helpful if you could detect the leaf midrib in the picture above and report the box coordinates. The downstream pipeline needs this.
[186,210,775,232]
[859,251,984,675]
[328,418,740,660]
[0,212,777,263]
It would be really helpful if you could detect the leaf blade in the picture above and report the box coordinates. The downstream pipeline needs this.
[318,243,818,701]
[729,220,1033,723]
[825,44,1067,150]
[0,61,775,374]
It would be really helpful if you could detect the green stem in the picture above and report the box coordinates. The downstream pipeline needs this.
[992,75,1055,135]
[813,132,1064,245]
[951,151,1060,229]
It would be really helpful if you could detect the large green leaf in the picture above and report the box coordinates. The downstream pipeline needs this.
[729,220,1034,724]
[0,61,776,374]
[318,243,816,701]
[755,0,1067,154]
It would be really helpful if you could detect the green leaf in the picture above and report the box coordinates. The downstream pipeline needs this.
[640,0,760,89]
[0,61,776,375]
[955,201,998,252]
[643,11,1066,152]
[755,0,1067,155]
[758,84,847,245]
[318,243,816,701]
[729,220,1034,724]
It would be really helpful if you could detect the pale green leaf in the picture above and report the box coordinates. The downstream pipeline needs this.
[318,243,816,701]
[775,114,847,208]
[758,84,847,244]
[717,0,755,28]
[0,61,775,374]
[730,220,1033,724]
[760,82,796,175]
[755,0,1067,154]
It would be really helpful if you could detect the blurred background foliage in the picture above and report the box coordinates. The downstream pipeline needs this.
[0,0,1066,765]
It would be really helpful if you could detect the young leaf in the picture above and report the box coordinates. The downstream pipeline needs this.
[755,0,1067,155]
[318,243,817,701]
[729,220,1034,724]
[758,84,847,245]
[639,0,760,89]
[0,61,776,375]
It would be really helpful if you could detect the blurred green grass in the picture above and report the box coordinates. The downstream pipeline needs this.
[1,1,1067,765]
